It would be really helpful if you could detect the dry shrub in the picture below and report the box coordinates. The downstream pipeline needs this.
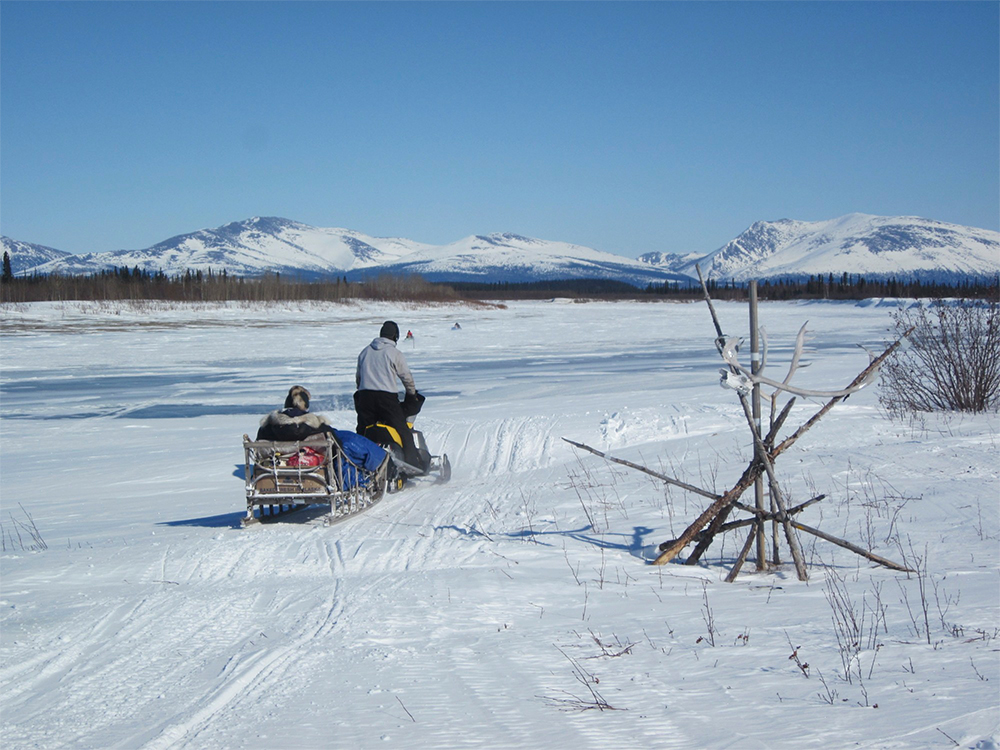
[879,300,1000,416]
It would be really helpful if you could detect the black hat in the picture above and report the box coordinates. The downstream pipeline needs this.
[380,321,400,342]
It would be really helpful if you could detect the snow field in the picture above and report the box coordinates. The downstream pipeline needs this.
[1,299,997,749]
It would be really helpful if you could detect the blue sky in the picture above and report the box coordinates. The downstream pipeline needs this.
[2,1,997,258]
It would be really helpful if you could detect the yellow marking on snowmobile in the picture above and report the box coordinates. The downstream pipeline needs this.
[370,422,414,447]
[377,423,402,446]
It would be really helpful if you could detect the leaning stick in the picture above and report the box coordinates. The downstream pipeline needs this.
[562,437,718,501]
[732,494,825,518]
[654,461,760,564]
[725,521,760,582]
[680,265,767,566]
[661,511,759,552]
[790,521,912,572]
[681,515,757,545]
[766,397,796,448]
[689,265,807,579]
[670,393,801,566]
[685,502,738,565]
[696,264,727,340]
[684,412,797,565]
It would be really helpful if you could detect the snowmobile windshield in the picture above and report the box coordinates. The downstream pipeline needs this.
[403,391,425,419]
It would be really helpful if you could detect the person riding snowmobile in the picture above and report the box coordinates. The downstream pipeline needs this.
[354,321,424,470]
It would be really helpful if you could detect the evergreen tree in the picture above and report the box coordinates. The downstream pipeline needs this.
[2,251,12,282]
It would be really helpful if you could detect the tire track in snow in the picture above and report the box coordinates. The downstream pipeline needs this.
[3,417,556,749]
[138,576,346,750]
[0,595,156,707]
[2,534,354,749]
[128,535,353,747]
[448,415,558,477]
[134,511,487,748]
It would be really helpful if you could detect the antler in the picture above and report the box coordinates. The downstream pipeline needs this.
[717,325,880,399]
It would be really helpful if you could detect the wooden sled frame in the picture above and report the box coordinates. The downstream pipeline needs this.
[241,433,389,526]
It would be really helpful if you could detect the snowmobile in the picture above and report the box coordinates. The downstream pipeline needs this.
[359,392,451,489]
[241,394,449,525]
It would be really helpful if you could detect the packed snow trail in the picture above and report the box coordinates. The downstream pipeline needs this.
[2,300,997,749]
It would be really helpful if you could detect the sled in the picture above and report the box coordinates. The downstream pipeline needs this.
[241,432,389,526]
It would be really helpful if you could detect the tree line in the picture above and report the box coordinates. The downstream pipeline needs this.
[645,272,999,301]
[451,273,998,301]
[0,262,462,304]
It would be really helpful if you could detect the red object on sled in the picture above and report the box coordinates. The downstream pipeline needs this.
[288,446,324,467]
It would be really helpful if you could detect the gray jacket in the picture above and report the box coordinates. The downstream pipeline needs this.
[356,337,416,395]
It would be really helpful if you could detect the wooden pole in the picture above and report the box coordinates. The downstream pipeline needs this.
[737,391,809,581]
[771,493,782,567]
[749,280,766,570]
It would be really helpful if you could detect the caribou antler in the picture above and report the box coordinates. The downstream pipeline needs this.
[717,326,880,399]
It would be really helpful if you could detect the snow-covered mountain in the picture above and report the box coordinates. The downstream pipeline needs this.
[16,218,689,286]
[349,232,690,286]
[640,214,1000,283]
[0,237,73,275]
[21,217,432,279]
[7,213,999,286]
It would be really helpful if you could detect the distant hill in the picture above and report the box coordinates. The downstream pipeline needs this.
[13,217,429,280]
[6,213,998,286]
[0,238,73,275]
[346,232,691,287]
[639,214,1000,283]
[14,218,689,287]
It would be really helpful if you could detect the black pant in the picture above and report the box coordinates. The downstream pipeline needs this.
[354,390,421,467]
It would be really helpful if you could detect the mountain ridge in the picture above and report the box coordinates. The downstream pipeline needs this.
[639,213,999,282]
[4,213,998,285]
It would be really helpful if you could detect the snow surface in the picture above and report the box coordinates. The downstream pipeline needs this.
[1,298,998,749]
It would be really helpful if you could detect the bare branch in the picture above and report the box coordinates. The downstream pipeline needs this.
[772,329,914,459]
[725,522,760,582]
[791,521,912,572]
[561,438,718,501]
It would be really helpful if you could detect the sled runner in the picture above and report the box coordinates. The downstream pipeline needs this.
[241,432,390,526]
